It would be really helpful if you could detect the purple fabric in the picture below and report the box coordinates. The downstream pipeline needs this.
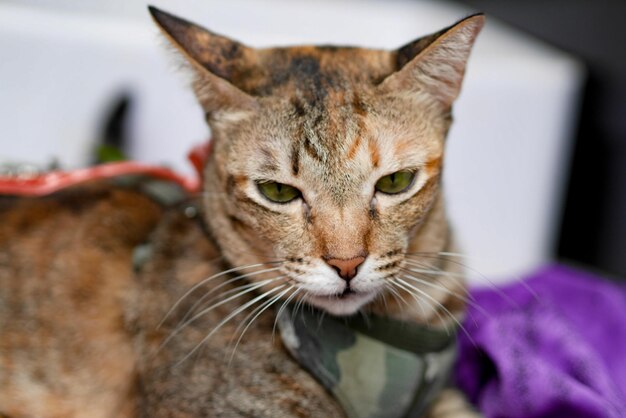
[455,264,626,418]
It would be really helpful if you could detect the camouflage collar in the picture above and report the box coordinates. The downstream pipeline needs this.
[277,305,458,418]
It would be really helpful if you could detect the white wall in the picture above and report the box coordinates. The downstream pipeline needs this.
[0,0,585,284]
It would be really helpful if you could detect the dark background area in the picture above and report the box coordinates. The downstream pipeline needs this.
[458,0,626,278]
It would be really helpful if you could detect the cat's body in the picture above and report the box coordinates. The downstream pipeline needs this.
[0,8,484,417]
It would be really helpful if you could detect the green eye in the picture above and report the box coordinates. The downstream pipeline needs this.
[375,170,416,194]
[257,181,301,203]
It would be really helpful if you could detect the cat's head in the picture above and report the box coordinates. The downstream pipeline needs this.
[150,7,483,317]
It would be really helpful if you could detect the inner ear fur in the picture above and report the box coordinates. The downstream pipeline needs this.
[148,6,258,115]
[381,14,485,107]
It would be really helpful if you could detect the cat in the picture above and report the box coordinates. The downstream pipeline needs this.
[0,6,484,417]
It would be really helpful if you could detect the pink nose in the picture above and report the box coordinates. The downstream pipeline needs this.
[325,256,366,282]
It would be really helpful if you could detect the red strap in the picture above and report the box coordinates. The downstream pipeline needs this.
[188,141,213,179]
[0,141,211,197]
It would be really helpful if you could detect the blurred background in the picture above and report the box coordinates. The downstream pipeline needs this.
[0,0,623,284]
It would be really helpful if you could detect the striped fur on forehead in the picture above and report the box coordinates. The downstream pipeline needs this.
[247,47,394,97]
[210,78,448,209]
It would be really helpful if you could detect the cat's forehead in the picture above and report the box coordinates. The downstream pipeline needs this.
[232,89,439,206]
[234,46,396,99]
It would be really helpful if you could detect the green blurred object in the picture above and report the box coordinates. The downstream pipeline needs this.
[96,144,127,163]
[94,93,131,165]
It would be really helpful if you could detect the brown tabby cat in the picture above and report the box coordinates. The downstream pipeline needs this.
[0,7,484,417]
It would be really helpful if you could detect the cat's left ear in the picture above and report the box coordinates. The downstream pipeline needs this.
[379,14,485,107]
[148,6,259,117]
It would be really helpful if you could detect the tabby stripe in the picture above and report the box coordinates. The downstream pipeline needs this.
[291,97,306,117]
[425,156,443,174]
[291,145,300,176]
[347,135,362,160]
[382,249,402,258]
[376,261,400,271]
[228,214,253,231]
[226,174,248,196]
[303,136,324,161]
[260,148,280,173]
[368,137,380,168]
[351,94,368,116]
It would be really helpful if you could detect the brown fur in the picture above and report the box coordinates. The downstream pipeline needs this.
[1,8,484,417]
[0,186,162,417]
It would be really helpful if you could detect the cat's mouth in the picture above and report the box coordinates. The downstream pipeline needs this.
[305,288,377,316]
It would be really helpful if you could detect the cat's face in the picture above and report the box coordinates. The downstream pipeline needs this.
[206,86,448,316]
[151,8,483,317]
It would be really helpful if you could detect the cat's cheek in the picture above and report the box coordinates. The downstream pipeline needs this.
[378,184,440,237]
[252,215,314,257]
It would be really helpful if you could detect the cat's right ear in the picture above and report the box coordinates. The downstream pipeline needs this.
[148,6,258,117]
[379,14,484,108]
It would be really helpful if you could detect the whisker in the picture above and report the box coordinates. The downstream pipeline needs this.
[160,277,284,352]
[405,254,522,309]
[181,281,267,326]
[379,289,389,313]
[158,262,282,328]
[399,268,490,319]
[437,251,469,258]
[385,283,412,311]
[405,251,469,259]
[179,268,283,325]
[402,258,475,298]
[400,259,490,324]
[293,292,307,322]
[401,261,465,278]
[388,277,432,321]
[391,279,450,336]
[227,285,294,365]
[272,286,304,341]
[401,259,482,305]
[400,260,481,304]
[175,284,287,366]
[403,269,492,325]
[223,248,286,261]
[437,254,540,303]
[394,277,477,347]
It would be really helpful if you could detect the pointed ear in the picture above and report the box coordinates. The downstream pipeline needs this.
[379,14,485,107]
[148,6,258,116]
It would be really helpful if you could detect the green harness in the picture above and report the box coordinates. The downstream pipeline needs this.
[277,306,457,418]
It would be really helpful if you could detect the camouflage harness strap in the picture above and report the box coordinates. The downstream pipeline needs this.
[277,306,457,418]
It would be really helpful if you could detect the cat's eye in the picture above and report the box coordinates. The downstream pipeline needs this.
[257,181,302,203]
[375,170,416,195]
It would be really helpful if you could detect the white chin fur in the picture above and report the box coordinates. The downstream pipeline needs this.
[306,291,376,316]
